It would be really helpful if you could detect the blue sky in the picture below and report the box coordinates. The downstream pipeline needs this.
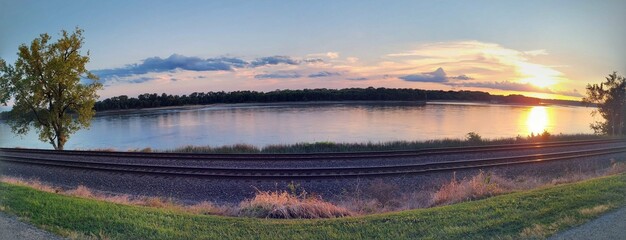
[1,0,625,101]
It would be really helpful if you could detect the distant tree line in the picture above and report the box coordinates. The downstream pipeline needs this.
[91,87,569,112]
[0,87,585,120]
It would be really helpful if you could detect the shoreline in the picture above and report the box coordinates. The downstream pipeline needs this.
[93,99,584,116]
[94,100,430,115]
[2,133,611,153]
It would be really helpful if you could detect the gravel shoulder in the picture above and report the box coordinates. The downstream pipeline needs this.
[550,207,626,240]
[0,212,63,240]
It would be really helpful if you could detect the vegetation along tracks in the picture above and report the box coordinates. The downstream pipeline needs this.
[0,139,625,179]
[0,138,623,161]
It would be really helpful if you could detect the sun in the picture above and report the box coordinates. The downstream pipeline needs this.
[517,62,560,89]
[522,76,557,88]
[526,106,549,135]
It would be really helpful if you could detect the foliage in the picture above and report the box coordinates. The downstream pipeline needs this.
[164,133,608,154]
[0,28,102,149]
[584,72,626,135]
[1,174,625,239]
[237,190,352,219]
[91,87,573,111]
[465,132,482,143]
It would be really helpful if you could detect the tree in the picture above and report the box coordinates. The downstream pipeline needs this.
[583,72,626,136]
[0,28,102,150]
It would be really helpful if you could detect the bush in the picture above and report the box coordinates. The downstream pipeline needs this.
[432,171,508,206]
[466,132,482,143]
[238,191,352,219]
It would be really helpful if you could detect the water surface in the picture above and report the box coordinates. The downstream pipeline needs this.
[0,102,598,150]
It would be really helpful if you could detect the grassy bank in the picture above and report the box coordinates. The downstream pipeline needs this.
[161,133,611,154]
[1,174,625,239]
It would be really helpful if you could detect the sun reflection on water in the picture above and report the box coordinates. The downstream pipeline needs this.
[526,106,549,135]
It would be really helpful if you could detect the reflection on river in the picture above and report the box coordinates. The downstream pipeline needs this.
[0,101,597,150]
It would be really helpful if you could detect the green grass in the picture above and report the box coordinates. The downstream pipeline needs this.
[1,174,625,239]
[165,133,613,154]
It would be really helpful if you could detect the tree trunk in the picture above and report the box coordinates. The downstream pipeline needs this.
[55,129,65,150]
[56,138,64,150]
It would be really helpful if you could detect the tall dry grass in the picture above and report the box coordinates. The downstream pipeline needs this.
[430,161,626,207]
[1,159,624,218]
[341,159,626,212]
[432,171,510,206]
[238,191,352,219]
[164,133,609,154]
[0,177,58,193]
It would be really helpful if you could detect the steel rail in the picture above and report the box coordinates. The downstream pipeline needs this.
[1,146,624,179]
[0,138,623,161]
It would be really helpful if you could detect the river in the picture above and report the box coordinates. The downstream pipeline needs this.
[0,101,598,150]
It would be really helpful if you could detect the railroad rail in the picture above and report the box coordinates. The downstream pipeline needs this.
[1,139,625,179]
[0,138,623,161]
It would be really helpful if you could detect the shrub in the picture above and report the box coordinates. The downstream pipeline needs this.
[466,132,482,144]
[238,191,352,219]
[432,171,508,206]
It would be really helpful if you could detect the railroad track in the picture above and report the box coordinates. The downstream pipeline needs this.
[1,139,625,179]
[0,138,623,161]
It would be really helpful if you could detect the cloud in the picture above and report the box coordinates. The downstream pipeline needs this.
[326,52,339,59]
[399,68,448,82]
[450,74,473,80]
[308,71,341,78]
[447,81,582,97]
[94,54,308,84]
[250,56,299,67]
[93,54,248,80]
[92,41,585,100]
[346,57,359,63]
[95,76,156,86]
[523,49,548,56]
[555,89,583,97]
[308,52,340,59]
[399,67,472,83]
[302,58,325,63]
[450,81,542,92]
[254,72,302,79]
[387,41,563,86]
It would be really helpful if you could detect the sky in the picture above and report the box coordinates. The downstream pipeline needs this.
[1,0,625,104]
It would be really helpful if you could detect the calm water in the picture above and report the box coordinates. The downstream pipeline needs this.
[0,102,598,150]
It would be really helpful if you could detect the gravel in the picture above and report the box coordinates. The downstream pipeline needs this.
[550,207,626,240]
[0,212,64,240]
[2,142,624,169]
[1,151,624,204]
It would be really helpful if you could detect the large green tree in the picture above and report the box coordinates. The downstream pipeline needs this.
[0,28,102,150]
[583,72,626,136]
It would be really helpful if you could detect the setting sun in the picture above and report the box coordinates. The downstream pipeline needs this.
[526,106,549,135]
[518,62,560,88]
[522,76,557,88]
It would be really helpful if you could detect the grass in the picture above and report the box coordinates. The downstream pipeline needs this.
[237,191,352,219]
[160,133,612,154]
[1,161,623,219]
[1,173,626,239]
[431,171,508,206]
[338,161,625,214]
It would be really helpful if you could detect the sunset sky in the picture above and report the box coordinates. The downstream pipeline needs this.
[2,0,625,103]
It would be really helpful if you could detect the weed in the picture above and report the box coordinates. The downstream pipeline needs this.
[466,132,482,143]
[69,185,94,198]
[238,190,352,219]
[519,215,582,239]
[162,133,607,154]
[432,171,508,206]
[579,204,612,216]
